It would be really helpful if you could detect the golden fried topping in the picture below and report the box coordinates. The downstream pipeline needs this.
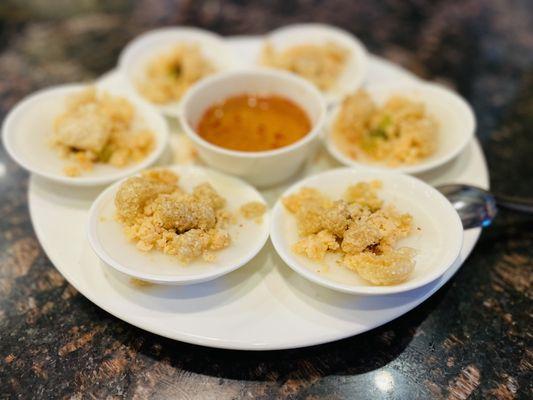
[240,201,267,223]
[284,181,415,285]
[261,42,348,91]
[137,43,215,104]
[115,169,232,264]
[53,88,154,176]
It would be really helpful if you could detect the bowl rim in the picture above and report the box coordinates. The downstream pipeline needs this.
[179,67,327,159]
[86,164,271,284]
[1,82,169,187]
[324,81,477,174]
[269,167,464,295]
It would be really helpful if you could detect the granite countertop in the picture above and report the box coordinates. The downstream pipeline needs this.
[0,1,532,399]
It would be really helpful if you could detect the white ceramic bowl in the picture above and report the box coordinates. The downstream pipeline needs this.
[2,83,169,187]
[179,68,327,187]
[257,23,368,104]
[119,27,236,117]
[325,81,476,175]
[88,165,270,285]
[270,168,463,295]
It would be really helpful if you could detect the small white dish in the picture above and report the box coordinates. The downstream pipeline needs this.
[325,81,476,175]
[119,27,236,117]
[179,68,326,187]
[257,23,368,104]
[2,83,168,187]
[270,168,463,295]
[87,165,270,285]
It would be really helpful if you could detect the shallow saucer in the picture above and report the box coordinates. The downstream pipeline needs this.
[325,81,476,175]
[257,23,368,104]
[270,168,463,295]
[87,165,270,285]
[119,27,236,117]
[2,82,168,187]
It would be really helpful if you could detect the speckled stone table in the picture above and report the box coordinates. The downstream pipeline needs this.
[0,1,532,399]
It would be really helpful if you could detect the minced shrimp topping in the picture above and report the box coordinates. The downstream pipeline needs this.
[114,169,232,264]
[240,201,267,223]
[53,88,154,177]
[332,90,438,166]
[260,42,348,91]
[137,43,215,104]
[282,181,416,285]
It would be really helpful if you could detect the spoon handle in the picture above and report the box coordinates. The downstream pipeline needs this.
[494,194,533,213]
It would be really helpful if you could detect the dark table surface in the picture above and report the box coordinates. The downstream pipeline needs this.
[0,1,532,399]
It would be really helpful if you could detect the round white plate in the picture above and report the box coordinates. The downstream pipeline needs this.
[28,37,488,350]
[270,168,464,295]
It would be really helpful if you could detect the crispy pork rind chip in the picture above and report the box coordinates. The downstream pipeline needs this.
[151,192,216,231]
[115,176,176,221]
[283,180,416,285]
[293,230,339,261]
[343,247,415,285]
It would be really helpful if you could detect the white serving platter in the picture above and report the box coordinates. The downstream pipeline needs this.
[28,36,489,350]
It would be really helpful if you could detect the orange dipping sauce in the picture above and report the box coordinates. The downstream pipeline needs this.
[197,94,311,152]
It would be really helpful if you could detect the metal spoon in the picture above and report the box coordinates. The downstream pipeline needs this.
[437,184,533,229]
